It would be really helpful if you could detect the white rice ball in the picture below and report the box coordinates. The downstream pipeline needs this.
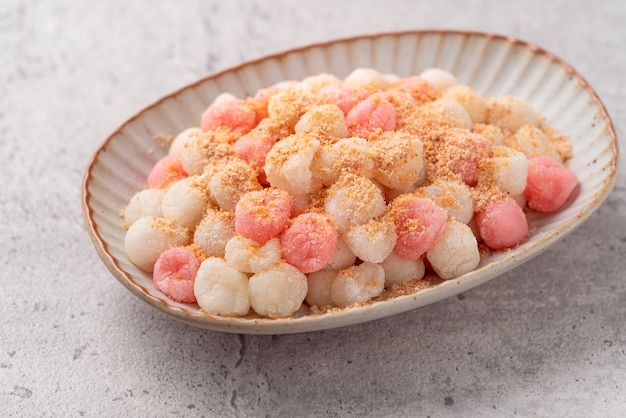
[299,73,341,94]
[124,188,165,226]
[180,138,207,176]
[324,173,386,233]
[331,262,385,308]
[161,176,208,230]
[344,216,396,263]
[383,73,401,84]
[344,68,390,91]
[211,92,239,105]
[249,262,308,318]
[267,87,314,130]
[265,132,322,195]
[193,209,235,257]
[324,236,357,271]
[295,104,348,138]
[124,216,190,272]
[426,221,480,280]
[420,180,474,224]
[473,123,505,146]
[169,127,202,156]
[419,68,458,91]
[181,139,233,176]
[506,124,561,162]
[425,99,473,129]
[489,146,529,195]
[208,160,261,211]
[370,131,424,192]
[194,257,250,316]
[225,236,282,274]
[441,84,487,123]
[311,136,374,186]
[381,251,426,287]
[306,269,337,308]
[487,96,540,132]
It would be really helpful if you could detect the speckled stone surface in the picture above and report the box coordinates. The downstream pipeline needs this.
[1,1,625,416]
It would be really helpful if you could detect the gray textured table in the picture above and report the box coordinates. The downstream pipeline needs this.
[2,1,625,416]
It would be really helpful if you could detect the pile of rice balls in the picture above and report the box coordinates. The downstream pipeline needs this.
[123,67,578,318]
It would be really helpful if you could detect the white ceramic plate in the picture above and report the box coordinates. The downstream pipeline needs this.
[82,30,618,334]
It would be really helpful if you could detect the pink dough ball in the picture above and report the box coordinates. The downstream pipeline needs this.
[447,132,490,187]
[247,85,281,121]
[233,132,276,184]
[318,83,360,114]
[280,212,338,273]
[234,188,294,244]
[147,154,188,189]
[153,246,200,303]
[524,156,578,212]
[476,199,528,250]
[395,76,437,103]
[201,99,257,135]
[392,196,448,260]
[346,92,396,137]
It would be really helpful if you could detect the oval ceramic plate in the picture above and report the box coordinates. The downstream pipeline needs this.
[82,30,618,334]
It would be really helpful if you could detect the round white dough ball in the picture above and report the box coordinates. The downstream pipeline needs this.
[265,133,321,195]
[295,104,348,138]
[344,217,396,263]
[487,95,540,132]
[225,236,282,274]
[194,257,251,316]
[299,73,341,94]
[331,262,385,308]
[193,209,235,257]
[490,146,528,195]
[181,139,234,177]
[428,99,473,129]
[371,131,424,192]
[311,136,374,186]
[381,251,426,287]
[124,216,190,272]
[212,92,239,105]
[208,160,261,211]
[426,221,480,280]
[298,73,341,94]
[180,138,208,176]
[344,68,390,91]
[124,188,165,226]
[420,180,474,224]
[306,269,337,308]
[506,124,561,162]
[419,68,458,91]
[324,173,386,233]
[441,84,487,124]
[324,236,357,271]
[169,127,202,156]
[249,262,308,318]
[161,177,208,230]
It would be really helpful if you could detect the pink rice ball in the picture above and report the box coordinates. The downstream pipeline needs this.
[152,246,200,303]
[147,154,188,189]
[475,199,528,250]
[524,156,578,212]
[346,92,396,137]
[234,188,294,244]
[201,99,257,136]
[280,212,338,273]
[392,196,448,260]
[394,76,437,104]
[233,131,276,184]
